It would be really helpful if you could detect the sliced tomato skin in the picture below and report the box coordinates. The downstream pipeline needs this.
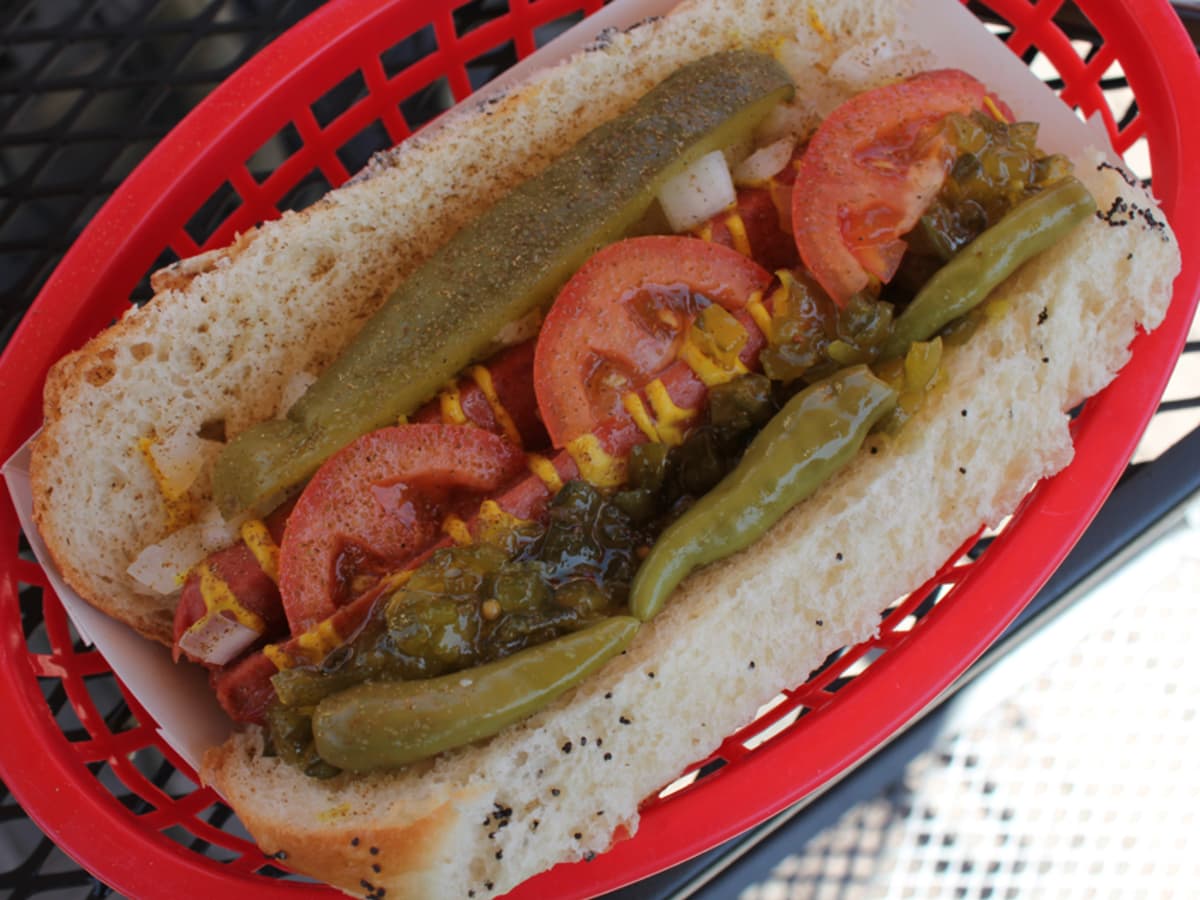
[793,69,990,306]
[278,424,525,634]
[534,235,773,448]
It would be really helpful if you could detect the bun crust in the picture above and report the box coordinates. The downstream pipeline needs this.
[30,0,1180,896]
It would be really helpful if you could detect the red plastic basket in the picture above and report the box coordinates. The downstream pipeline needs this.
[1,1,1197,897]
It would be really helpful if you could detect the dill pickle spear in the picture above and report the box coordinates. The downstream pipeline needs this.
[312,616,639,771]
[214,51,794,517]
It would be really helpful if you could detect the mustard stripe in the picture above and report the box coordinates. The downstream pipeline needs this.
[239,518,280,584]
[983,95,1009,124]
[262,643,289,671]
[724,210,752,258]
[644,379,694,446]
[476,498,533,544]
[808,4,833,42]
[439,383,469,425]
[527,453,564,493]
[194,563,266,634]
[622,392,661,443]
[137,436,193,529]
[469,364,522,446]
[679,339,749,388]
[295,620,343,664]
[377,567,415,595]
[441,514,473,545]
[566,433,626,489]
[746,290,773,342]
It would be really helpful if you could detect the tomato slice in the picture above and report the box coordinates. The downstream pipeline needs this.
[278,424,525,634]
[792,69,991,306]
[534,235,773,447]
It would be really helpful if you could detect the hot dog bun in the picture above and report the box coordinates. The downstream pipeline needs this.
[31,0,1179,897]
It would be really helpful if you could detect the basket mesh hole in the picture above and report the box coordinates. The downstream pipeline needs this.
[1121,134,1151,182]
[466,40,517,92]
[87,758,156,815]
[743,702,807,751]
[247,121,304,182]
[454,0,509,36]
[38,677,87,741]
[1025,49,1064,92]
[129,743,197,796]
[276,167,334,215]
[399,75,455,132]
[336,119,393,178]
[380,25,438,81]
[535,13,586,49]
[312,68,369,130]
[83,671,138,734]
[131,245,182,305]
[826,646,886,694]
[183,179,240,249]
[18,581,51,650]
[659,756,728,799]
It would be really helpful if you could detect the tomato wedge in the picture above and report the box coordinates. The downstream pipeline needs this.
[792,69,991,306]
[534,235,773,447]
[277,424,525,634]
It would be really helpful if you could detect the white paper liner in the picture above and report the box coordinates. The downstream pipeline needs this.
[2,0,1126,778]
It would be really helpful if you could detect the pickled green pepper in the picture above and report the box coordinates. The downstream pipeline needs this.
[312,616,639,770]
[883,175,1096,357]
[630,367,898,621]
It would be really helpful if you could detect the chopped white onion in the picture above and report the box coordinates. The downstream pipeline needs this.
[774,38,826,86]
[127,503,244,595]
[494,307,544,346]
[657,150,737,233]
[828,37,922,91]
[733,137,797,186]
[177,613,262,667]
[147,429,222,500]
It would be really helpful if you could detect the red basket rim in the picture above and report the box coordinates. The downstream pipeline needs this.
[2,1,1198,898]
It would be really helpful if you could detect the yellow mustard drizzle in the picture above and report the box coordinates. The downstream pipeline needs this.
[622,392,661,443]
[469,364,522,446]
[983,95,1009,124]
[746,290,773,341]
[264,619,345,671]
[566,433,626,488]
[644,379,695,446]
[678,305,751,388]
[696,222,714,243]
[297,620,343,664]
[439,382,469,425]
[441,514,473,545]
[724,210,752,258]
[807,4,834,42]
[526,453,564,493]
[136,436,194,530]
[239,519,280,584]
[476,499,533,545]
[190,562,267,635]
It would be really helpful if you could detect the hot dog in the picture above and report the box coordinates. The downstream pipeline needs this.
[28,0,1180,896]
